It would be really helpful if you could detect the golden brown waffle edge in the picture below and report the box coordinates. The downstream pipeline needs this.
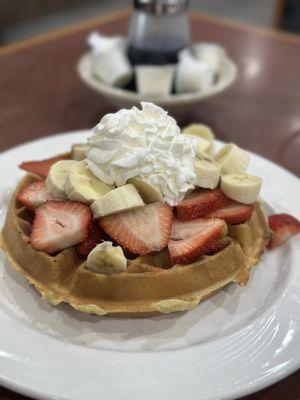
[0,174,270,317]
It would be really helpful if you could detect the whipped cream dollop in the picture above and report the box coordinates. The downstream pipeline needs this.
[87,102,197,205]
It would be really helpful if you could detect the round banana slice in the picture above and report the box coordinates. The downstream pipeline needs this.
[91,184,144,218]
[214,143,249,174]
[183,123,214,143]
[194,156,221,189]
[220,174,262,204]
[195,137,211,155]
[183,124,214,154]
[183,133,211,155]
[87,241,127,275]
[129,176,163,203]
[71,144,90,161]
[46,160,77,199]
[65,161,114,204]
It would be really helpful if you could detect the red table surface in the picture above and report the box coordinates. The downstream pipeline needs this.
[0,8,299,400]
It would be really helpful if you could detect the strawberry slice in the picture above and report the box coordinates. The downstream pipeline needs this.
[268,213,300,250]
[168,218,227,265]
[176,189,230,220]
[99,203,173,256]
[17,180,55,211]
[207,201,254,225]
[30,201,92,254]
[19,155,68,178]
[76,222,105,255]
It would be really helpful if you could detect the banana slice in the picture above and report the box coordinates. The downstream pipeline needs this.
[220,174,262,204]
[91,184,144,218]
[129,176,163,203]
[65,161,114,203]
[87,241,127,275]
[214,143,249,174]
[194,155,221,189]
[71,144,90,161]
[46,160,77,199]
[183,133,211,155]
[194,137,211,155]
[183,124,215,153]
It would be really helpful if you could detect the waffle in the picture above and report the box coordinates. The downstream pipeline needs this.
[0,174,270,316]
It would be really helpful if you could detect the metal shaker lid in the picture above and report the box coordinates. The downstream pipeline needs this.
[133,0,188,15]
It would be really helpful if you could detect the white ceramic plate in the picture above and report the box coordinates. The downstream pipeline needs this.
[0,131,299,400]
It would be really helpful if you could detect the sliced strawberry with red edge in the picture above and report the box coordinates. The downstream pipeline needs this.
[99,203,173,256]
[17,180,55,211]
[30,201,92,254]
[205,238,228,255]
[168,218,227,265]
[207,201,254,225]
[268,213,300,250]
[76,222,105,256]
[19,155,68,178]
[176,189,230,220]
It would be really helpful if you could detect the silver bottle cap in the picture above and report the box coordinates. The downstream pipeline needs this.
[133,0,188,15]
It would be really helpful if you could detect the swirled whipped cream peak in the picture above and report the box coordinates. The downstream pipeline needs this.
[86,102,197,205]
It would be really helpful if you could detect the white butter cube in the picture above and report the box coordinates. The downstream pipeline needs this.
[92,48,133,87]
[88,31,125,54]
[178,47,192,61]
[136,65,175,96]
[193,43,226,75]
[175,56,214,94]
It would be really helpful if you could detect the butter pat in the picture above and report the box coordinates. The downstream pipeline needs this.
[178,47,192,61]
[193,43,226,75]
[175,55,214,94]
[135,65,175,96]
[88,31,125,54]
[88,31,133,87]
[92,48,133,87]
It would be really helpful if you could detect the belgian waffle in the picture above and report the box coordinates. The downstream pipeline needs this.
[0,173,270,316]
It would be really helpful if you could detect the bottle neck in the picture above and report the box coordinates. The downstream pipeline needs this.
[133,0,189,16]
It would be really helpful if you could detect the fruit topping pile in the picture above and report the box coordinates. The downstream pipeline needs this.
[15,116,300,275]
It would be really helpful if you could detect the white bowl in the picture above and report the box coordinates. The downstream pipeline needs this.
[77,51,237,117]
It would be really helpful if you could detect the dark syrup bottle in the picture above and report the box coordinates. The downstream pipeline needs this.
[125,0,190,91]
[128,38,189,65]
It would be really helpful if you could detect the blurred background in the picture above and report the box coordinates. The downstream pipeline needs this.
[1,0,300,46]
